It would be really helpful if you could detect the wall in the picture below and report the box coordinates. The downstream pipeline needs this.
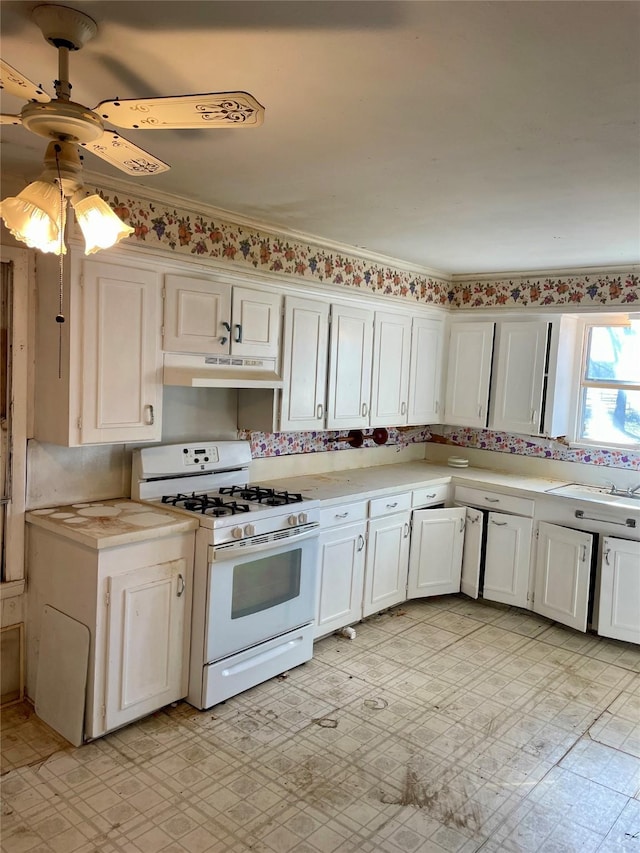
[17,182,640,510]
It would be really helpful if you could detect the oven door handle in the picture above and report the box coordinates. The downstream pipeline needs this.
[211,525,320,560]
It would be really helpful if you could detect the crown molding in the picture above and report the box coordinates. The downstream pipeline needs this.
[82,168,451,282]
[452,263,640,282]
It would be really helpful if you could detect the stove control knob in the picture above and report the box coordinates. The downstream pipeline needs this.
[288,514,298,526]
[231,527,243,539]
[244,524,255,537]
[298,512,308,525]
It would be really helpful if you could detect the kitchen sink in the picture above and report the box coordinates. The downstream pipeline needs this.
[546,483,640,510]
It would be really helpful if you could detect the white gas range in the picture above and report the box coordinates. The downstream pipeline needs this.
[131,441,320,709]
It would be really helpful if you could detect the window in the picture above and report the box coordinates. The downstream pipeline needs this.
[576,318,640,449]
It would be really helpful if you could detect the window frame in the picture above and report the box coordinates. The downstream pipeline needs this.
[569,314,640,452]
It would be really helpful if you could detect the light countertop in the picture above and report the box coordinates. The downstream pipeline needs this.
[26,499,198,550]
[256,460,568,505]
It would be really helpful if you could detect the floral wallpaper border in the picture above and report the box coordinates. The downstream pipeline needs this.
[93,184,639,310]
[238,427,432,457]
[432,427,640,471]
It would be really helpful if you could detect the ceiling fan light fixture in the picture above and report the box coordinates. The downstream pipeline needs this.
[71,191,134,255]
[0,179,66,254]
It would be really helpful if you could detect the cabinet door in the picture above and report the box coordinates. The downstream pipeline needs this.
[484,513,532,608]
[370,312,412,426]
[281,296,329,431]
[362,512,411,617]
[407,507,465,598]
[81,260,162,443]
[315,521,367,638]
[231,286,281,359]
[598,537,640,643]
[490,321,549,434]
[105,558,190,732]
[443,322,494,427]
[327,304,374,429]
[533,522,593,632]
[408,317,444,425]
[163,274,231,355]
[460,507,484,599]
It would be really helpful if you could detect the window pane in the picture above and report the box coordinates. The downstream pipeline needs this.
[580,387,640,444]
[585,322,640,383]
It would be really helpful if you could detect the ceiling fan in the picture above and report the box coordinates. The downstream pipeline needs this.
[0,3,265,179]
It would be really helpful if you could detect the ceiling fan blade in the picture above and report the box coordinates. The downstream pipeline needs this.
[94,92,264,130]
[0,113,22,126]
[0,59,50,103]
[81,130,170,176]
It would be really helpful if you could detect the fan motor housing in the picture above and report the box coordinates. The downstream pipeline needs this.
[21,100,104,143]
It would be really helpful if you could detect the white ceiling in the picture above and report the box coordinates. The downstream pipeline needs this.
[1,1,639,276]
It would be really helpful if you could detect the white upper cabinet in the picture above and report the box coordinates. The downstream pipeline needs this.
[444,321,495,427]
[407,316,444,425]
[280,296,329,431]
[489,320,550,434]
[34,251,163,446]
[163,274,281,360]
[488,317,578,437]
[370,311,412,427]
[327,303,374,430]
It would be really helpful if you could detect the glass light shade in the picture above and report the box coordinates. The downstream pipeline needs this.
[0,180,67,254]
[71,193,134,255]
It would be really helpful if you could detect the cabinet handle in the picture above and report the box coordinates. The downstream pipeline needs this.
[484,497,500,503]
[459,517,464,533]
[435,400,439,414]
[357,534,365,552]
[478,404,483,418]
[401,402,406,416]
[531,409,538,425]
[335,512,349,519]
[177,574,185,597]
[490,519,508,526]
[425,493,436,499]
[220,321,231,345]
[361,402,368,418]
[316,403,324,419]
[604,547,610,565]
[386,502,398,509]
[144,404,155,425]
[581,544,587,563]
[235,323,242,343]
[403,523,410,538]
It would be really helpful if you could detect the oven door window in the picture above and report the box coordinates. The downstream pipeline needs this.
[231,550,302,618]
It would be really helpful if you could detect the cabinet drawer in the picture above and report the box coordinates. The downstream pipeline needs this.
[454,486,534,517]
[412,484,449,507]
[369,492,412,518]
[320,501,368,529]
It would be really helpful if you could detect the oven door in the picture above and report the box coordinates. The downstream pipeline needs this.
[205,533,319,662]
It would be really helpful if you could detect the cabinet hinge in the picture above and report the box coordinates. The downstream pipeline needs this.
[79,274,84,288]
[101,704,106,720]
[161,325,165,337]
[77,416,82,430]
[535,528,539,539]
[161,285,166,298]
[104,591,110,607]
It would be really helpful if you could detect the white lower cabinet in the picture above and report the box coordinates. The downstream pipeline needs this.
[362,493,412,618]
[407,507,465,598]
[598,537,640,643]
[26,523,195,741]
[315,520,367,639]
[533,522,594,632]
[484,513,533,608]
[106,559,190,732]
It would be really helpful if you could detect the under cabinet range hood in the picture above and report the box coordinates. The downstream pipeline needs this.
[163,353,284,388]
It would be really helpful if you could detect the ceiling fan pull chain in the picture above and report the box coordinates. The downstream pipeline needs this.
[53,143,66,378]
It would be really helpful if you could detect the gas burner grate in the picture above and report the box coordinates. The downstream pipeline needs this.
[219,484,304,506]
[161,492,250,515]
